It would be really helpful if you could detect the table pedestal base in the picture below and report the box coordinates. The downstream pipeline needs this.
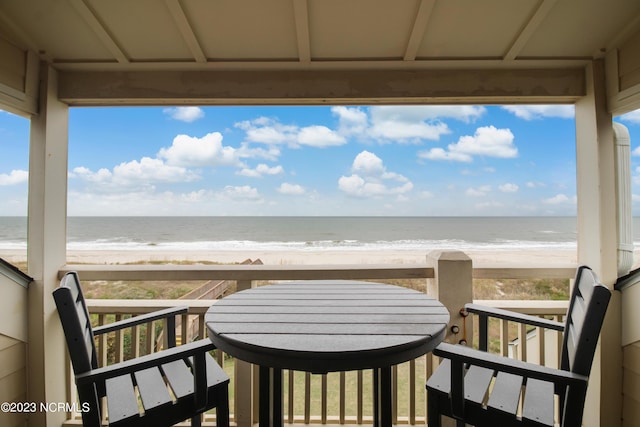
[373,367,392,427]
[259,367,283,427]
[258,366,393,427]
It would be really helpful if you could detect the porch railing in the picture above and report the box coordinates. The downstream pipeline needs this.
[59,254,575,426]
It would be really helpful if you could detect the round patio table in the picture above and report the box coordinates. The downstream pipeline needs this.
[205,280,450,427]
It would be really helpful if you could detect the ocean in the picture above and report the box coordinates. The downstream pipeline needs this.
[0,216,601,252]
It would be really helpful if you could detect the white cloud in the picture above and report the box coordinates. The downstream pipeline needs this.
[368,106,459,142]
[222,185,262,201]
[619,109,640,124]
[370,106,486,124]
[298,125,347,147]
[419,147,472,162]
[333,106,485,143]
[369,120,450,142]
[526,181,545,188]
[236,118,345,148]
[332,106,368,137]
[158,132,241,167]
[466,185,491,197]
[237,163,284,178]
[70,166,112,183]
[339,151,413,197]
[0,169,28,186]
[502,105,574,120]
[278,183,306,195]
[113,158,199,185]
[352,150,385,176]
[419,126,517,162]
[236,106,486,150]
[543,193,573,204]
[499,183,519,193]
[70,157,199,189]
[235,117,299,145]
[451,126,517,158]
[163,107,205,122]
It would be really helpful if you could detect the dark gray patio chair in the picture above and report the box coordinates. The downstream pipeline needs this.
[426,265,611,427]
[53,271,230,427]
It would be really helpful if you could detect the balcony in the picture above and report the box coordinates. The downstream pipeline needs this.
[51,251,576,426]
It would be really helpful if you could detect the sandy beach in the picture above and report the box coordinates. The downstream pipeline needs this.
[0,248,585,267]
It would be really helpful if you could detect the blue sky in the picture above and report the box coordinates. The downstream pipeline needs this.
[1,104,640,216]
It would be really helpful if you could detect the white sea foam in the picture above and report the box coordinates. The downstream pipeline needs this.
[58,238,579,252]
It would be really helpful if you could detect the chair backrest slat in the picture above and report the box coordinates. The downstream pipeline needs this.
[557,266,611,427]
[560,266,610,377]
[53,272,99,375]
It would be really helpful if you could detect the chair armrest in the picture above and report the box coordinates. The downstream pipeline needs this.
[434,342,587,388]
[465,303,565,331]
[92,306,189,335]
[75,339,215,386]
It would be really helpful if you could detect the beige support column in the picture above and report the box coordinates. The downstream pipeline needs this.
[575,59,623,427]
[426,250,474,345]
[27,64,69,427]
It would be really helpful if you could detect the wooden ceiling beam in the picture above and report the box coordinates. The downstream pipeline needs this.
[164,0,206,63]
[293,0,311,63]
[57,67,585,105]
[503,0,558,61]
[68,0,129,63]
[404,0,437,61]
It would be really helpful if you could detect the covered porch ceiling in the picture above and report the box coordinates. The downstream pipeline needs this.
[1,0,640,110]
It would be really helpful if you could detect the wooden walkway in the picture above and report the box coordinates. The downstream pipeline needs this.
[179,258,262,300]
[168,259,263,345]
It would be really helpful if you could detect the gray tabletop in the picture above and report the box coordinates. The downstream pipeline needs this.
[205,280,450,374]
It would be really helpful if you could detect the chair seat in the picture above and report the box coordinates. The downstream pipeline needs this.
[105,353,229,427]
[427,359,555,427]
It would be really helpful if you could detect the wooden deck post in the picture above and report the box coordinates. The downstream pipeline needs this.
[426,250,473,427]
[426,250,474,345]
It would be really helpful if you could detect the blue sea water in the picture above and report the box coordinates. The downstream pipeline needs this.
[0,216,595,252]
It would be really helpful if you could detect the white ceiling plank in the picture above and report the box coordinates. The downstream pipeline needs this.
[503,0,559,61]
[0,10,36,51]
[67,0,129,63]
[403,0,436,61]
[606,14,640,52]
[293,0,311,63]
[164,0,206,63]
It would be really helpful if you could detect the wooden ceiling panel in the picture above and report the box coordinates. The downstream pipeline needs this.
[308,0,419,59]
[0,0,639,72]
[87,0,192,61]
[183,0,299,60]
[0,0,113,61]
[417,0,541,58]
[519,0,640,58]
